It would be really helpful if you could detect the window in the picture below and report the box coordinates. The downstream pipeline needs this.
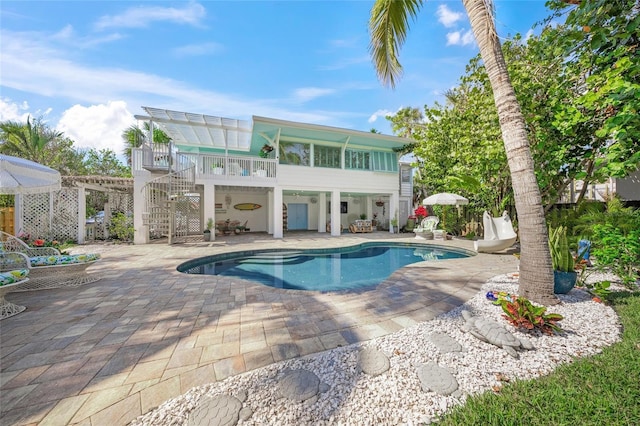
[372,151,398,172]
[345,149,371,170]
[345,149,397,172]
[314,145,341,168]
[401,168,411,182]
[279,142,310,166]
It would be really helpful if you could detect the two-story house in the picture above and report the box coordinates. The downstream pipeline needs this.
[131,107,413,243]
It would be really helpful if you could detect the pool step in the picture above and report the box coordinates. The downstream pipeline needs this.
[238,252,306,265]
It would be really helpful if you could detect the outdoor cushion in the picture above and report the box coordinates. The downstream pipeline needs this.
[29,253,101,267]
[0,269,29,286]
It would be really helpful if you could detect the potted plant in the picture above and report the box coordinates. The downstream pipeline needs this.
[203,218,214,241]
[259,144,274,158]
[549,225,578,294]
[390,210,399,233]
[360,213,367,220]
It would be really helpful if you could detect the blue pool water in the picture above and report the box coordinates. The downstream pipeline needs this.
[178,243,472,292]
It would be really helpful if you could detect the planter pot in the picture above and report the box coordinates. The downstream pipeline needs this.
[554,270,577,294]
[203,231,211,242]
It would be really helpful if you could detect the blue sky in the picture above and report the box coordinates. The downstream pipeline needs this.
[0,1,552,161]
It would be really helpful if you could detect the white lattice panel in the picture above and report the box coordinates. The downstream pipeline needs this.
[22,189,79,241]
[21,192,51,239]
[52,188,79,242]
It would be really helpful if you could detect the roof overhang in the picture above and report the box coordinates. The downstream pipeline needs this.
[251,116,408,151]
[134,107,409,153]
[136,107,252,151]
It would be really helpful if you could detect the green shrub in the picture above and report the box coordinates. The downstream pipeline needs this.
[108,212,134,241]
[592,223,639,287]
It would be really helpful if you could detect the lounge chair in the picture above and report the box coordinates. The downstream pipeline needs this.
[0,231,101,291]
[414,216,440,239]
[474,211,518,253]
[0,254,30,319]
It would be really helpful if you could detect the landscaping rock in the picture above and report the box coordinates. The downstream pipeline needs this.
[428,332,463,353]
[358,347,390,376]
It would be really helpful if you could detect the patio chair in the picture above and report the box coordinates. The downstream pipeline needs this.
[474,211,517,253]
[0,231,101,291]
[414,216,439,239]
[0,253,30,319]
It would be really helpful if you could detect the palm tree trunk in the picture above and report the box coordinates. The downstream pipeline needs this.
[463,0,558,305]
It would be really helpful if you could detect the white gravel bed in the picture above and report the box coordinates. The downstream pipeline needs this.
[131,272,624,426]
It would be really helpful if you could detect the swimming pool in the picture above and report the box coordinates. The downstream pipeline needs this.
[178,242,472,292]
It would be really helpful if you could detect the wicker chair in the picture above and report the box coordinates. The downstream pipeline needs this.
[0,253,30,319]
[0,231,101,291]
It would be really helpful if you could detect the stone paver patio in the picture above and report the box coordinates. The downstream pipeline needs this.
[0,232,517,425]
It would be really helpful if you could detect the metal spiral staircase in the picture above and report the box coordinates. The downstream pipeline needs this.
[141,143,196,244]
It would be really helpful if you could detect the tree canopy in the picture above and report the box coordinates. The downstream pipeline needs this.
[392,2,639,213]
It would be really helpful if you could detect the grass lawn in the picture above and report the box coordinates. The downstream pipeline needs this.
[437,291,640,426]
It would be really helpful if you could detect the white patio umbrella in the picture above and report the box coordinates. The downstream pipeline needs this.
[0,154,61,195]
[422,192,469,232]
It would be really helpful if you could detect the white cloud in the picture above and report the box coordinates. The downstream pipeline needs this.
[0,98,31,122]
[56,101,135,157]
[0,28,353,134]
[368,109,393,124]
[94,2,206,30]
[172,42,223,57]
[437,5,463,28]
[446,29,475,46]
[292,87,336,103]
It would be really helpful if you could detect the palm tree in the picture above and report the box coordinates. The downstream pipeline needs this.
[121,122,171,166]
[0,116,64,165]
[369,0,557,305]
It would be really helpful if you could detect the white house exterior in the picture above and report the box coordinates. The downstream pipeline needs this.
[131,107,413,244]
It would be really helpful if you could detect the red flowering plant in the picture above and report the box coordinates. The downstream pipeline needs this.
[414,206,428,222]
[24,237,61,249]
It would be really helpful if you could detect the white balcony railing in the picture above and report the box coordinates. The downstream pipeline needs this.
[133,148,277,181]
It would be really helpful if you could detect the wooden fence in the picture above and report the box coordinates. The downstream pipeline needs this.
[0,207,14,235]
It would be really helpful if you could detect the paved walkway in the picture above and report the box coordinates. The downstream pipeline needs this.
[0,232,517,425]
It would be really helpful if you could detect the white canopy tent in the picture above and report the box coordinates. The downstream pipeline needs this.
[0,154,61,195]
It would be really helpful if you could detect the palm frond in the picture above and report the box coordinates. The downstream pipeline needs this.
[369,0,424,88]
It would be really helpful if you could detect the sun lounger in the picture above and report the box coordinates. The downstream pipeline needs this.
[0,254,30,319]
[0,231,101,291]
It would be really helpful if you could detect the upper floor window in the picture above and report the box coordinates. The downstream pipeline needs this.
[279,142,310,166]
[372,151,398,172]
[314,146,341,168]
[401,167,411,182]
[345,149,397,172]
[345,149,371,170]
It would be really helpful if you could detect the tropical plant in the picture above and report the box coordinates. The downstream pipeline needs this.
[499,296,564,335]
[121,122,171,166]
[369,0,556,304]
[548,225,574,272]
[205,218,214,232]
[592,224,640,288]
[0,116,82,173]
[585,280,611,301]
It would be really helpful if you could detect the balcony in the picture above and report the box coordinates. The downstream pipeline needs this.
[132,146,277,182]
